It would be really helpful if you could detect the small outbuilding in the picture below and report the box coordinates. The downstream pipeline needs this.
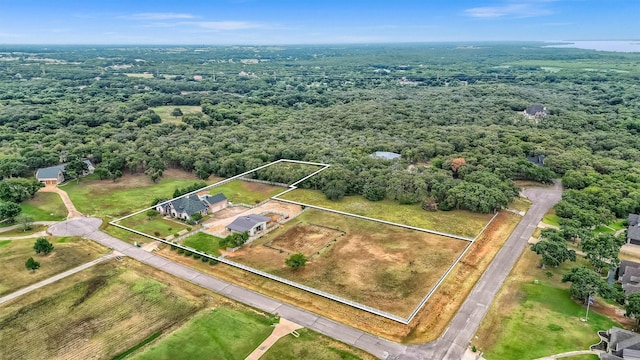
[36,160,94,186]
[226,214,270,236]
[371,151,401,160]
[523,104,549,119]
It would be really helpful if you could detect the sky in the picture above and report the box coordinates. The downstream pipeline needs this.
[0,0,638,45]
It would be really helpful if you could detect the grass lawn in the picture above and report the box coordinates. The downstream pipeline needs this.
[20,192,67,221]
[542,209,561,227]
[151,105,202,123]
[0,260,206,360]
[0,236,108,295]
[476,251,623,360]
[64,169,221,218]
[120,213,193,239]
[563,356,599,360]
[508,196,532,213]
[182,232,225,256]
[231,209,468,317]
[125,73,154,78]
[0,224,47,237]
[261,328,376,360]
[209,179,285,205]
[280,189,492,238]
[132,306,277,360]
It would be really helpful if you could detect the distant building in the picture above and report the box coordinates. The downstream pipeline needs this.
[156,193,227,220]
[617,260,640,295]
[226,214,270,236]
[526,154,546,166]
[371,151,401,160]
[35,160,94,186]
[523,104,549,119]
[628,214,640,246]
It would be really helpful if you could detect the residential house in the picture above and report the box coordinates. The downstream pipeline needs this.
[599,327,640,359]
[226,214,270,236]
[523,104,549,119]
[35,160,94,185]
[617,260,640,295]
[156,193,227,220]
[628,214,640,246]
[526,154,546,166]
[371,151,401,160]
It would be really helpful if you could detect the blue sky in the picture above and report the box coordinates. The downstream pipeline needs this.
[0,0,637,44]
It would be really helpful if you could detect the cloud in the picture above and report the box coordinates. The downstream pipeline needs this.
[184,21,267,30]
[465,2,553,18]
[121,12,196,20]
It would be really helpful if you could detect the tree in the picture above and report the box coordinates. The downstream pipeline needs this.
[562,266,609,304]
[15,213,34,231]
[33,237,54,255]
[25,257,40,271]
[285,253,308,269]
[323,180,347,201]
[219,232,249,248]
[171,107,183,118]
[64,158,89,182]
[0,201,21,221]
[0,179,43,203]
[530,229,576,268]
[190,213,203,223]
[626,293,640,330]
[146,209,159,220]
[580,233,625,274]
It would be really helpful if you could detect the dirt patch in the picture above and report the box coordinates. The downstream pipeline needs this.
[265,223,344,256]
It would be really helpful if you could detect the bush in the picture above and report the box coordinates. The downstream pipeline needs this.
[193,253,201,259]
[170,244,177,251]
[201,256,209,262]
[177,248,184,254]
[154,231,161,237]
[184,251,192,257]
[209,259,218,265]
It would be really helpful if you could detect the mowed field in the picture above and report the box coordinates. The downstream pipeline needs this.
[20,192,68,221]
[229,209,469,317]
[207,179,285,205]
[0,260,206,360]
[119,212,194,239]
[151,105,202,123]
[64,169,222,218]
[262,328,376,360]
[0,236,107,296]
[279,189,492,238]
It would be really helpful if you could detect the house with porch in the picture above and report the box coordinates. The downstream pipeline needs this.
[226,214,270,236]
[35,160,94,185]
[598,327,640,359]
[156,193,227,220]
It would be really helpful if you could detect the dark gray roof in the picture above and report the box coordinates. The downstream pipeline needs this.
[35,164,65,179]
[610,327,640,354]
[629,214,640,242]
[623,348,640,358]
[620,262,640,295]
[372,151,401,160]
[203,193,227,206]
[170,194,207,216]
[35,160,94,180]
[525,104,547,115]
[526,154,546,166]
[600,353,623,360]
[630,214,640,227]
[226,214,270,233]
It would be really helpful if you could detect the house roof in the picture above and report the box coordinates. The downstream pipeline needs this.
[526,154,546,166]
[525,104,547,115]
[623,348,640,358]
[35,160,94,180]
[170,194,207,216]
[372,151,401,160]
[620,263,640,295]
[203,193,227,206]
[226,214,270,233]
[36,164,65,179]
[630,214,640,227]
[629,220,640,242]
[600,354,623,360]
[609,327,640,352]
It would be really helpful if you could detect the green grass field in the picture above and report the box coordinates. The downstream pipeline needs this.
[151,105,202,123]
[0,224,47,237]
[0,236,107,295]
[210,179,285,205]
[508,197,532,213]
[64,170,219,218]
[562,355,599,360]
[478,252,621,360]
[0,261,205,360]
[20,192,67,221]
[132,306,277,360]
[120,213,193,239]
[280,189,492,238]
[542,213,561,227]
[508,59,640,74]
[182,232,224,256]
[262,328,375,360]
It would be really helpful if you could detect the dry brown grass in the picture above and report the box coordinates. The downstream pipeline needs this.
[265,223,344,256]
[157,210,521,342]
[229,209,468,316]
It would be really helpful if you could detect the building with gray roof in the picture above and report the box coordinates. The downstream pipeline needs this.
[35,160,94,185]
[226,214,270,236]
[371,151,401,160]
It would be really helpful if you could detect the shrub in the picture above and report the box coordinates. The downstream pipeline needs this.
[177,248,184,254]
[193,253,201,259]
[201,256,209,262]
[154,231,161,237]
[184,251,192,257]
[209,259,218,265]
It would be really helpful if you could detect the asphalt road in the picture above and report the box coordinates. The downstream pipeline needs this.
[46,182,562,360]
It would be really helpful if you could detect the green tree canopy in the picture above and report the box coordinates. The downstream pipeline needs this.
[285,253,308,269]
[530,229,576,268]
[33,237,54,255]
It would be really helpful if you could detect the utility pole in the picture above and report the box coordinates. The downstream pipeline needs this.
[585,294,594,321]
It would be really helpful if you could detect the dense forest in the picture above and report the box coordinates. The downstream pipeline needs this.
[0,43,639,214]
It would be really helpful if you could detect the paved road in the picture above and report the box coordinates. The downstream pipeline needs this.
[0,221,58,233]
[45,182,562,360]
[0,252,116,305]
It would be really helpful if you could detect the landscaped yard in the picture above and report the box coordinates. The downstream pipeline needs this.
[508,196,532,213]
[64,169,221,218]
[132,306,276,360]
[208,179,285,205]
[119,213,194,239]
[182,232,225,256]
[0,236,107,295]
[279,188,492,238]
[151,105,202,123]
[475,250,624,360]
[542,209,561,227]
[19,192,67,221]
[261,328,376,360]
[0,260,207,360]
[0,224,48,237]
[229,209,469,317]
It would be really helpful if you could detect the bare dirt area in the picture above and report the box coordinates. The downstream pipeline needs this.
[265,223,344,256]
[405,211,521,343]
[203,200,303,236]
[228,209,468,317]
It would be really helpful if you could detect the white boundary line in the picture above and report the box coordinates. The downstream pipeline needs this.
[110,159,502,324]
